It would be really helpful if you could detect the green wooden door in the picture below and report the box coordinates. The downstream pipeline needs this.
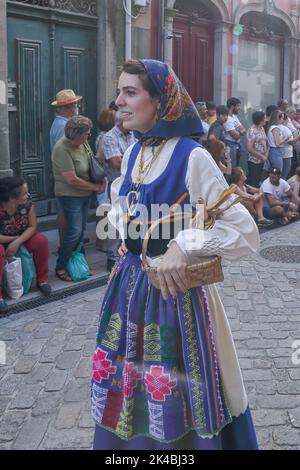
[7,16,51,207]
[54,24,97,142]
[7,10,97,215]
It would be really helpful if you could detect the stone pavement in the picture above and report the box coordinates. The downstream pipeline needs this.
[0,222,300,449]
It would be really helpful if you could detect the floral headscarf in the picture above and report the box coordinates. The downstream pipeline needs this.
[134,59,203,141]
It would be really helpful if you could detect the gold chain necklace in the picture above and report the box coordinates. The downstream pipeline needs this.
[126,139,167,217]
[135,139,167,185]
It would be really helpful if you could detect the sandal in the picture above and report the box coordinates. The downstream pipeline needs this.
[55,269,73,282]
[287,211,299,221]
[257,218,274,227]
[277,217,289,226]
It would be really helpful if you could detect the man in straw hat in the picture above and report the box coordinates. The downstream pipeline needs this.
[50,89,82,151]
[50,89,82,246]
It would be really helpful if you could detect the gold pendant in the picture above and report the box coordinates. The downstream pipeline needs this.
[126,191,140,217]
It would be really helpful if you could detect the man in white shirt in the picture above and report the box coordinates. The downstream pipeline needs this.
[261,168,298,224]
[223,97,246,167]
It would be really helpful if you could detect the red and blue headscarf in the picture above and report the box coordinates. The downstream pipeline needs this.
[134,59,203,141]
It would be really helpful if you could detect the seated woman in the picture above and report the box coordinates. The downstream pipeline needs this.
[231,167,273,227]
[52,115,105,281]
[0,177,51,313]
[208,139,232,177]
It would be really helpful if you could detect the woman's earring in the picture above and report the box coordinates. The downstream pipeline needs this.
[156,105,161,122]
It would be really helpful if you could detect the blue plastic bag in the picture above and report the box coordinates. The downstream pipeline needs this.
[67,242,90,282]
[15,245,36,294]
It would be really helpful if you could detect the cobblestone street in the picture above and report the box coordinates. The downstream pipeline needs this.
[0,222,300,450]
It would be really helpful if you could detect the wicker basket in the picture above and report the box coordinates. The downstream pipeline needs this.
[141,184,242,290]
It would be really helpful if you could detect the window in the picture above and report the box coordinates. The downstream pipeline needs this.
[236,39,281,126]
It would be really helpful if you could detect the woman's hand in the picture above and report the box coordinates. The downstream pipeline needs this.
[95,180,106,194]
[118,242,128,256]
[6,239,21,257]
[157,242,189,301]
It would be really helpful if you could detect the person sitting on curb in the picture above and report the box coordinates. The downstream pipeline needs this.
[0,177,52,313]
[208,140,232,177]
[260,168,299,225]
[231,167,273,228]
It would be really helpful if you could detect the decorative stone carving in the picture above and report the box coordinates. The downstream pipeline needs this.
[11,0,97,16]
[245,24,276,41]
[174,0,213,20]
[264,0,275,15]
[291,0,297,15]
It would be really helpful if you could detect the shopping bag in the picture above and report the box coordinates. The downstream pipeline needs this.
[15,245,36,294]
[67,242,90,282]
[3,257,23,300]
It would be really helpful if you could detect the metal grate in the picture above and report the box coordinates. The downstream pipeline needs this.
[2,274,109,318]
[260,245,300,263]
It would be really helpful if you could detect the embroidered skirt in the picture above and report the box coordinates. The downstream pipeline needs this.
[91,252,257,446]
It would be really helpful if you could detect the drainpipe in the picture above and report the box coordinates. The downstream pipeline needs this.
[125,0,132,61]
[0,0,12,177]
[157,0,164,60]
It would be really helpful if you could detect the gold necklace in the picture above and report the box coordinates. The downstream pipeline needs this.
[126,139,167,217]
[135,139,167,185]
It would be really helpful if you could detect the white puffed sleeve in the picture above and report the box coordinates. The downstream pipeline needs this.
[173,147,260,261]
[107,144,135,241]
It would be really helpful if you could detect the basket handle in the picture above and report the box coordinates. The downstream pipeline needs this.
[142,211,193,268]
[141,184,243,268]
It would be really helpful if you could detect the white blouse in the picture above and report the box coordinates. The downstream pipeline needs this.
[108,137,260,262]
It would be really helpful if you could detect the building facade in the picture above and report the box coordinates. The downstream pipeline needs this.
[135,0,300,117]
[1,0,300,212]
[0,0,125,215]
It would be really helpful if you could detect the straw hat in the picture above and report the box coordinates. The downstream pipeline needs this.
[51,89,82,107]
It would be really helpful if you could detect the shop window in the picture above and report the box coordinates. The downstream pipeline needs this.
[236,39,281,126]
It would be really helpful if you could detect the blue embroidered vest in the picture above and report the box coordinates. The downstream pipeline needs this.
[119,137,202,257]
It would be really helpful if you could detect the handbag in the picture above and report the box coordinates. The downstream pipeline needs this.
[84,143,106,183]
[15,245,36,294]
[67,242,90,282]
[3,257,23,300]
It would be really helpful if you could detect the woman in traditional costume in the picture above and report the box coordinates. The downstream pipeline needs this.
[91,59,260,450]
